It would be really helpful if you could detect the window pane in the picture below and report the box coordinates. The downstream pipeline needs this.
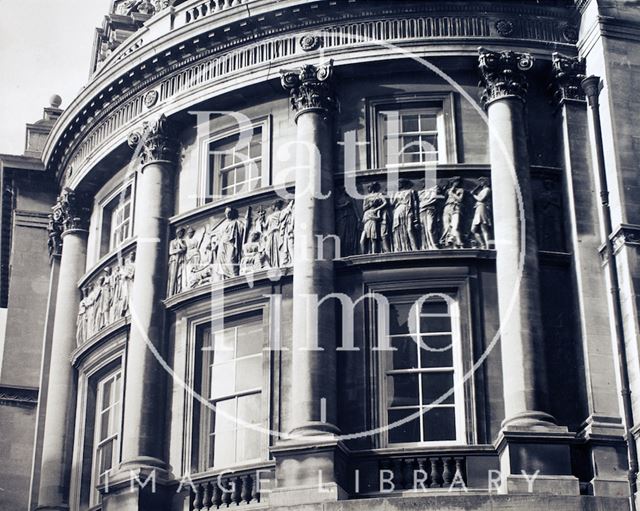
[421,372,455,405]
[210,361,235,399]
[213,330,236,363]
[421,134,438,152]
[99,440,114,473]
[237,393,262,425]
[389,303,411,335]
[388,409,421,444]
[100,411,110,441]
[419,114,438,131]
[235,356,262,392]
[401,114,419,133]
[387,373,420,407]
[419,335,453,368]
[236,322,263,357]
[102,380,113,410]
[421,300,448,314]
[236,427,261,463]
[391,336,418,370]
[401,135,420,154]
[213,428,236,467]
[423,406,456,442]
[420,315,451,333]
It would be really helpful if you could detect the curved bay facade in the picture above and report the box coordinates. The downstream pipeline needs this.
[1,0,640,510]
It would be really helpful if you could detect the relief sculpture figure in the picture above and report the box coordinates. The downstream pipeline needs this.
[240,231,266,275]
[360,182,390,254]
[213,207,246,279]
[440,177,465,248]
[418,182,442,250]
[335,187,360,257]
[471,177,492,250]
[391,179,420,252]
[279,201,295,267]
[77,287,90,346]
[167,227,186,296]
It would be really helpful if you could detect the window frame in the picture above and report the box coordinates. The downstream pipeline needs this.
[365,279,476,449]
[199,116,271,205]
[379,294,465,447]
[90,368,124,506]
[98,178,136,258]
[182,297,276,476]
[368,93,458,169]
[69,339,127,511]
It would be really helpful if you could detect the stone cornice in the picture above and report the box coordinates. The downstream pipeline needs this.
[44,0,576,187]
[610,223,640,254]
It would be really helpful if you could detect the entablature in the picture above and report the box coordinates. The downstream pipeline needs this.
[45,0,577,191]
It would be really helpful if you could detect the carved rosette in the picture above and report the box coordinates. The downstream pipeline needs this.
[280,62,336,120]
[49,188,90,252]
[478,47,534,108]
[550,52,586,104]
[128,114,179,167]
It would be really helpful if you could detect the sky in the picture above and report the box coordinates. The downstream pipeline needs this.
[0,0,113,155]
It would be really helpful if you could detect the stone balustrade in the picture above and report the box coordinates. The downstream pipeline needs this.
[379,456,467,490]
[190,467,273,510]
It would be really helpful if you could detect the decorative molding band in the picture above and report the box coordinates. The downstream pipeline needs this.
[54,9,574,186]
[0,385,38,408]
[13,210,50,229]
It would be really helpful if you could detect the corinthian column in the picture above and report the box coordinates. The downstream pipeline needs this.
[270,63,345,505]
[280,62,338,437]
[107,115,179,502]
[478,48,577,494]
[37,190,89,510]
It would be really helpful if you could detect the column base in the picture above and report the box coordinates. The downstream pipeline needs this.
[100,457,174,511]
[578,415,630,498]
[288,420,341,438]
[495,422,579,495]
[269,437,349,506]
[34,507,69,511]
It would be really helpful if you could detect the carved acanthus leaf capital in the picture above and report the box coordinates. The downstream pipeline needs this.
[550,53,586,104]
[280,61,336,120]
[50,188,90,242]
[128,114,179,167]
[478,47,534,108]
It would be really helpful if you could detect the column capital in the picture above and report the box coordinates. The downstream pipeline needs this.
[550,52,586,105]
[280,61,336,120]
[49,188,90,250]
[128,114,180,167]
[478,47,534,108]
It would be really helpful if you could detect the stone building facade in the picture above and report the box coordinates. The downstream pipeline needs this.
[1,0,640,510]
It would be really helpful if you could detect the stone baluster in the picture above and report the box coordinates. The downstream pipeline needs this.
[36,189,89,509]
[105,115,180,502]
[478,47,577,494]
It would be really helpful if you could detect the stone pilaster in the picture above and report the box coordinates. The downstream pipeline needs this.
[551,55,629,497]
[103,115,179,509]
[478,48,578,495]
[36,189,89,510]
[270,62,345,505]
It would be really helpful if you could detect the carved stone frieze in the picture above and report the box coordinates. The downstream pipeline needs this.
[478,47,534,108]
[114,0,169,17]
[550,52,586,104]
[495,19,515,37]
[77,251,136,346]
[280,62,336,119]
[300,34,322,51]
[338,176,493,256]
[167,199,295,297]
[128,114,179,166]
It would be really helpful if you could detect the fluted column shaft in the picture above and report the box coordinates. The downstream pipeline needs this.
[479,49,553,427]
[281,63,338,436]
[119,116,178,468]
[37,193,88,510]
